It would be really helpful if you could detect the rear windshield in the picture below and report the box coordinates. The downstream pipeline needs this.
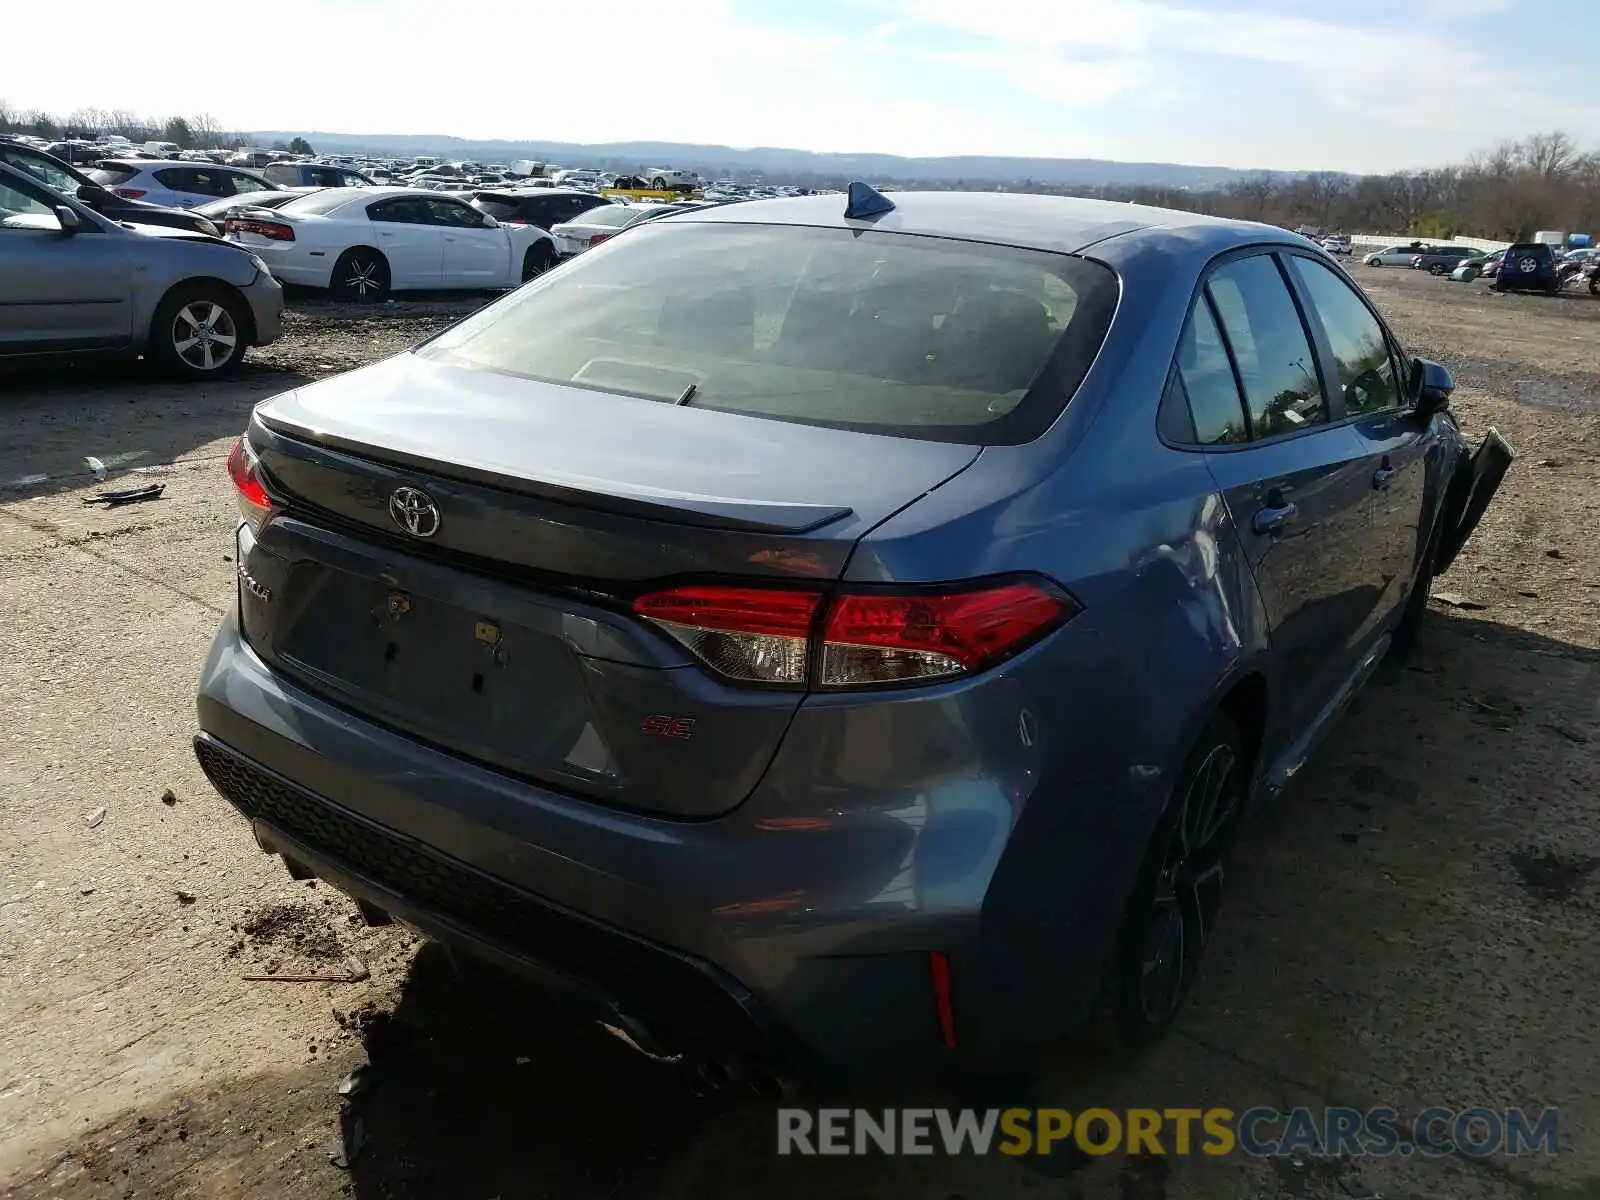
[87,164,139,187]
[419,222,1118,444]
[472,196,523,220]
[576,205,639,228]
[1508,243,1549,254]
[279,189,364,216]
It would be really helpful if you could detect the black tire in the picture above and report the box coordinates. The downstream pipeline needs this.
[146,283,250,379]
[651,177,667,189]
[1429,262,1447,276]
[1390,516,1444,662]
[329,247,390,302]
[1591,277,1600,297]
[521,241,555,282]
[1093,713,1246,1050]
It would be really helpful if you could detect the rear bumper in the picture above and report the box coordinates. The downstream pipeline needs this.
[195,612,1137,1075]
[194,732,780,1068]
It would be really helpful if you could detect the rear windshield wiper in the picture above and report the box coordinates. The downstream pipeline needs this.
[675,383,697,406]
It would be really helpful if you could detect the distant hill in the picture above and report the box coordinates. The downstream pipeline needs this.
[244,131,1330,190]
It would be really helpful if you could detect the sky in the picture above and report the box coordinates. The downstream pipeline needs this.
[8,0,1598,173]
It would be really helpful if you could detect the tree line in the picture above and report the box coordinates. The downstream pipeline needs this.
[805,132,1600,242]
[0,102,312,156]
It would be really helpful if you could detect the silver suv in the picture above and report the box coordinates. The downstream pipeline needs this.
[0,161,284,378]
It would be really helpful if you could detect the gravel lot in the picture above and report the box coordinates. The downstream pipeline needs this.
[2,270,1598,1200]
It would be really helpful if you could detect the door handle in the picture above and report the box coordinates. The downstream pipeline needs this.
[1252,501,1298,536]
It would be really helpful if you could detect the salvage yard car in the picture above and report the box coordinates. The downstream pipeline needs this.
[194,185,1510,1089]
[222,186,560,298]
[0,161,283,376]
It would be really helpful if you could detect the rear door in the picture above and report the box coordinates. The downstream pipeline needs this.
[1190,252,1377,733]
[366,197,444,288]
[1286,252,1427,629]
[151,167,216,208]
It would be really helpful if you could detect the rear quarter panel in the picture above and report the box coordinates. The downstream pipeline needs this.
[822,228,1274,1034]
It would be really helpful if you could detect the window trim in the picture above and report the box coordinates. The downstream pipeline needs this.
[1158,243,1403,455]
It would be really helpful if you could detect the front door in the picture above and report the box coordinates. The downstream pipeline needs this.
[1285,253,1429,632]
[0,177,131,353]
[1192,252,1379,732]
[427,199,506,287]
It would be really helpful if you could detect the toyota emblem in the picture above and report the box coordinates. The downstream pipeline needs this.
[388,486,441,538]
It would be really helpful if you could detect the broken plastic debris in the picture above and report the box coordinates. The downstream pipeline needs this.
[84,807,107,828]
[84,456,107,481]
[84,483,164,508]
[1431,591,1486,610]
[161,789,178,806]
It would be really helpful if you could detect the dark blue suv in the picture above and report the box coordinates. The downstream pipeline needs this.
[1494,242,1561,294]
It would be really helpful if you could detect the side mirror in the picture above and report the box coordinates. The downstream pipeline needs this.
[1408,356,1454,415]
[53,205,83,234]
[76,183,109,209]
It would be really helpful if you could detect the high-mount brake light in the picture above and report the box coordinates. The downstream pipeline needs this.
[226,437,273,532]
[631,579,1073,690]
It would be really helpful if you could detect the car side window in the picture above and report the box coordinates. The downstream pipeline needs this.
[1205,256,1326,440]
[154,168,198,192]
[1288,255,1403,415]
[424,199,484,227]
[367,198,430,224]
[1170,296,1250,445]
[1,150,76,194]
[0,177,62,230]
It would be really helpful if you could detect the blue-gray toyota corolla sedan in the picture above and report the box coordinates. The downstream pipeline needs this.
[195,186,1510,1087]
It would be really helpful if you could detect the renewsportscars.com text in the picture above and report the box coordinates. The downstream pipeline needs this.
[776,1106,1559,1158]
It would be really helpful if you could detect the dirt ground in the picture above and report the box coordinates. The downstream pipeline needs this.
[1,269,1597,1200]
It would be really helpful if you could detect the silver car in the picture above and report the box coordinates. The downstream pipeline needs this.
[84,159,275,210]
[0,161,284,377]
[1362,243,1428,266]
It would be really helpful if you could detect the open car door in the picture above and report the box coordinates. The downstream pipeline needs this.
[1436,427,1514,574]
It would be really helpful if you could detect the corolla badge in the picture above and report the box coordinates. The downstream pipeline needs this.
[388,486,441,538]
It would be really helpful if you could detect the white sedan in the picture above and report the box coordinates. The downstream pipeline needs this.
[219,186,559,300]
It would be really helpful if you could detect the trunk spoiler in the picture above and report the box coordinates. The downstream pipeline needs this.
[251,412,855,535]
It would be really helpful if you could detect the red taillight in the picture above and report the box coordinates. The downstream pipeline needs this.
[226,437,273,531]
[632,586,819,685]
[225,217,294,241]
[630,578,1071,689]
[928,952,957,1049]
[112,188,146,200]
[589,232,613,246]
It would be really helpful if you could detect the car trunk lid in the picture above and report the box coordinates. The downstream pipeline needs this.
[238,354,980,818]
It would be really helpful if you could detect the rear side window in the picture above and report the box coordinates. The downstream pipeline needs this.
[421,222,1118,444]
[87,164,139,187]
[1173,299,1249,444]
[153,168,201,192]
[263,165,296,184]
[1206,256,1326,439]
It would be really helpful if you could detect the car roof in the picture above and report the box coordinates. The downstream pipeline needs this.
[99,159,265,172]
[474,187,599,202]
[670,190,1283,256]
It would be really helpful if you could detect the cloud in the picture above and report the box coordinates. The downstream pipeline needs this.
[894,0,1600,147]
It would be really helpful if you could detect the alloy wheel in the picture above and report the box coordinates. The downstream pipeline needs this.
[343,256,383,299]
[171,302,239,372]
[1138,744,1240,1023]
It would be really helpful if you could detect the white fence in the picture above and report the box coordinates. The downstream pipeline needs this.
[1350,233,1510,253]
